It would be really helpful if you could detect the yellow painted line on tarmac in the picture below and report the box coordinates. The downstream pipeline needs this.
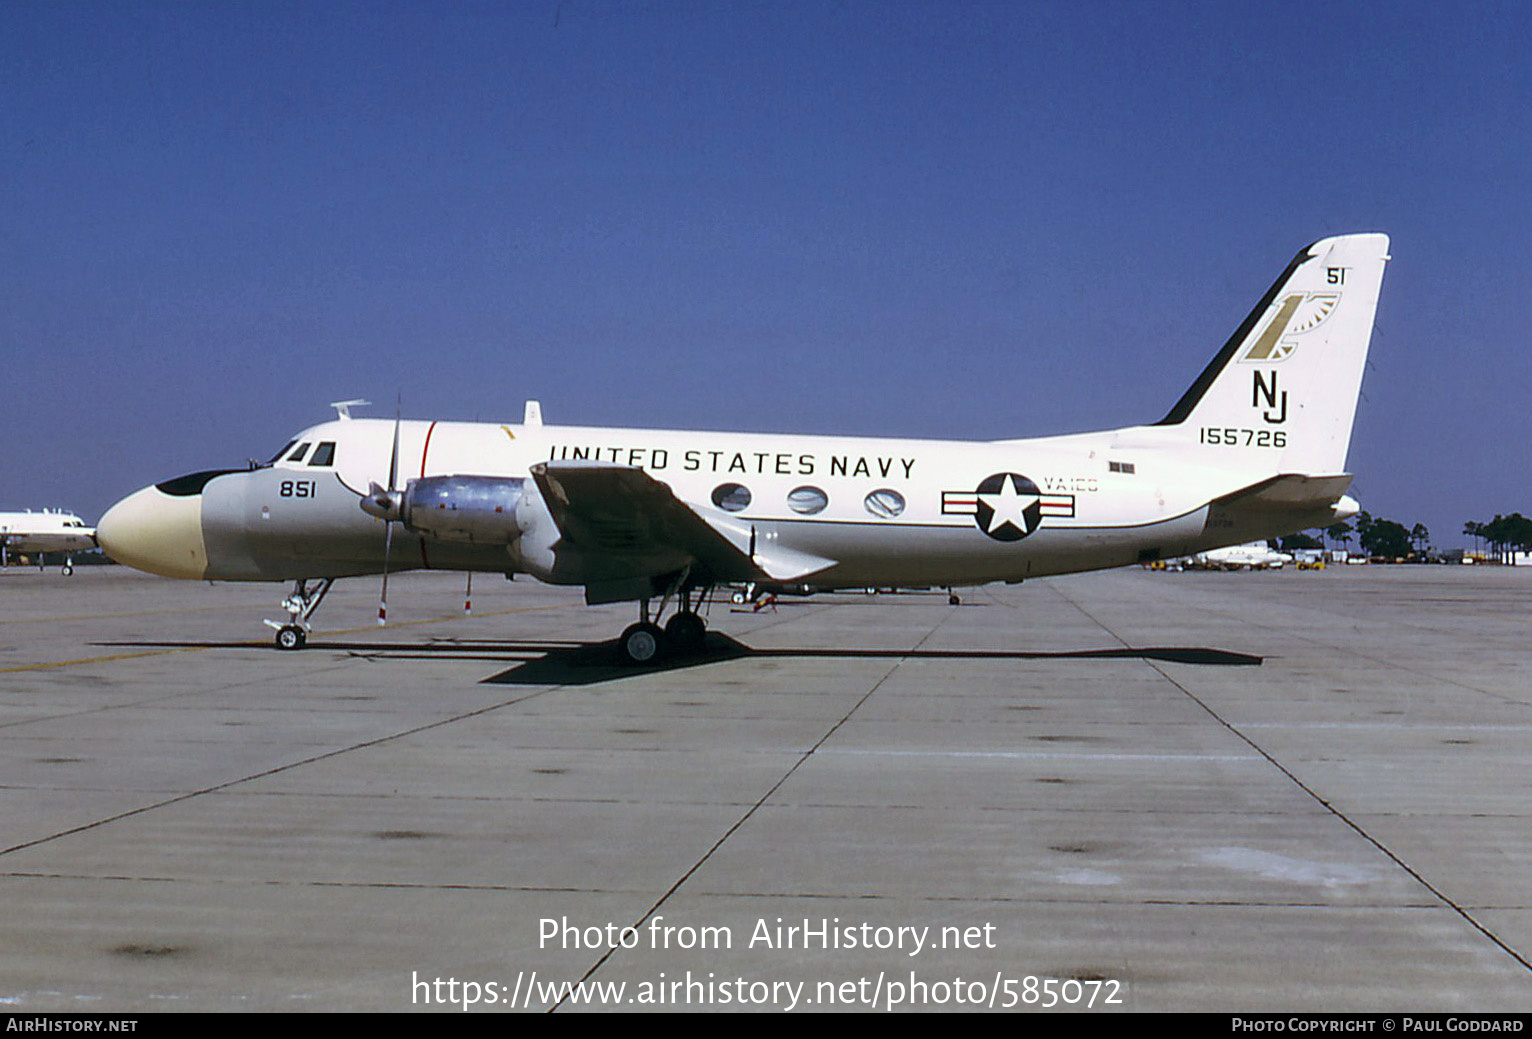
[0,599,583,675]
[0,602,258,626]
[0,646,223,674]
[315,600,579,640]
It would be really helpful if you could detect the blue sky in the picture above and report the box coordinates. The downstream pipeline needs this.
[4,0,1528,548]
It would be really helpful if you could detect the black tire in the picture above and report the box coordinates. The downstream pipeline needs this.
[664,611,707,654]
[275,625,307,651]
[619,622,665,665]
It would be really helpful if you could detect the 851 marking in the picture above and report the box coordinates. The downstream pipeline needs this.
[279,480,317,498]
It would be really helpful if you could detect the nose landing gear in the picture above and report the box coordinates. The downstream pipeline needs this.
[264,578,335,650]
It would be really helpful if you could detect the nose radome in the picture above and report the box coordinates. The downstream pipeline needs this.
[97,485,208,579]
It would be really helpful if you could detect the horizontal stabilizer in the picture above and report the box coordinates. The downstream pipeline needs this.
[1212,473,1354,510]
[1203,473,1358,548]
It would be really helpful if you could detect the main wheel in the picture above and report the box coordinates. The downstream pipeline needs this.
[664,611,707,654]
[619,622,665,665]
[275,625,307,651]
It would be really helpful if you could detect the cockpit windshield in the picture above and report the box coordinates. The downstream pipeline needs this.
[260,434,335,469]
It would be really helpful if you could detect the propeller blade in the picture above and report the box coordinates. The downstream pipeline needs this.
[388,397,401,493]
[378,394,403,627]
[378,520,394,626]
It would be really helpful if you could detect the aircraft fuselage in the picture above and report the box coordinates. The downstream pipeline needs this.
[100,417,1349,589]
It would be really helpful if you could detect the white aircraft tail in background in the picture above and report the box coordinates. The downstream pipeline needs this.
[98,233,1390,661]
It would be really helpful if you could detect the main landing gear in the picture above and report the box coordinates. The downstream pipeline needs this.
[618,586,711,666]
[256,574,712,662]
[264,578,334,650]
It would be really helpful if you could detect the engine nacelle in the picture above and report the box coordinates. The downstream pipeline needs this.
[400,475,525,544]
[509,478,560,579]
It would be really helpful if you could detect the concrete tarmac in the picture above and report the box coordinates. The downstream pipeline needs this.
[1,563,1529,1012]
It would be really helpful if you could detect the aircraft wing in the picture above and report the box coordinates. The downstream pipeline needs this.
[529,462,834,589]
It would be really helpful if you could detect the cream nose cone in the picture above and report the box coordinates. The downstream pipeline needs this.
[97,486,208,579]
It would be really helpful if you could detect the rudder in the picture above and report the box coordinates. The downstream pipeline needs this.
[1157,233,1390,475]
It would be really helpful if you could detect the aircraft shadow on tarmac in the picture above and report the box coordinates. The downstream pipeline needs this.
[474,636,1263,686]
[95,636,1262,686]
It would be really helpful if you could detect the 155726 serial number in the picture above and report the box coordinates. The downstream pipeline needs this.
[1199,427,1286,448]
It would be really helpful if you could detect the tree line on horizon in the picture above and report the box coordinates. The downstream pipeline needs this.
[1462,513,1532,563]
[1278,511,1532,562]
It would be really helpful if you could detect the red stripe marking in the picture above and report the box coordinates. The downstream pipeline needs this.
[420,420,438,477]
[418,420,438,569]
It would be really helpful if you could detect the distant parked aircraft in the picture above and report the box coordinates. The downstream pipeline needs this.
[1193,541,1295,570]
[0,510,96,574]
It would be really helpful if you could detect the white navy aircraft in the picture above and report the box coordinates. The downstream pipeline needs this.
[97,233,1389,662]
[1192,541,1296,570]
[0,510,96,574]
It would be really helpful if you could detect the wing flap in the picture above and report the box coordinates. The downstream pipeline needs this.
[530,463,834,585]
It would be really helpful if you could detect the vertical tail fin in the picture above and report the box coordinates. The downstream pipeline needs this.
[1158,233,1390,475]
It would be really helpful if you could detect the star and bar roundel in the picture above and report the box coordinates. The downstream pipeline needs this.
[942,473,1075,542]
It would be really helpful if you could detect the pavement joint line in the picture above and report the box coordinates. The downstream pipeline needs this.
[0,600,580,676]
[0,655,368,733]
[1048,581,1532,977]
[0,601,257,625]
[552,602,957,1012]
[1097,579,1532,705]
[0,682,566,861]
[822,749,1264,761]
[6,570,1529,1009]
[0,871,1461,910]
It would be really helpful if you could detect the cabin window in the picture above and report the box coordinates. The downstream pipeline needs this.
[711,483,752,513]
[308,442,336,467]
[864,488,905,518]
[287,442,311,463]
[787,486,829,515]
[1109,460,1136,474]
[267,441,297,465]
